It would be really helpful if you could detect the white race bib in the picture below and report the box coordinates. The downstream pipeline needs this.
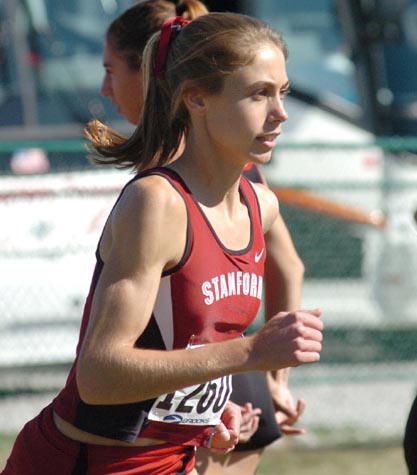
[148,374,232,426]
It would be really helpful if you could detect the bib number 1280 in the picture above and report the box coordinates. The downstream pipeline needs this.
[156,376,231,414]
[150,374,232,426]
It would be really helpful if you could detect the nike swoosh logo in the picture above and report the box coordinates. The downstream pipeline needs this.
[254,249,264,263]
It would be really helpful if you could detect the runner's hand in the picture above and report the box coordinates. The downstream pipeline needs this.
[208,401,240,454]
[238,402,262,443]
[266,372,306,435]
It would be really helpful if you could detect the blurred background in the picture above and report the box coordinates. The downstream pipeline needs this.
[1,0,417,473]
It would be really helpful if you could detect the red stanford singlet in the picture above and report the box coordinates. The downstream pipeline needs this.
[52,167,266,447]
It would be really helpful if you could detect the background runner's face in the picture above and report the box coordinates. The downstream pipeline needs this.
[100,40,143,125]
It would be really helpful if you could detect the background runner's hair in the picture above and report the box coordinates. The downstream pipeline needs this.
[106,0,208,71]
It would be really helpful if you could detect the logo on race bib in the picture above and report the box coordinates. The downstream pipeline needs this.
[162,415,211,424]
[162,414,183,423]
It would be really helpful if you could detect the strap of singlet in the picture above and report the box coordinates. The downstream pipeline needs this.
[239,174,264,230]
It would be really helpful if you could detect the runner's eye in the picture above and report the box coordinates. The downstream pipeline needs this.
[252,89,269,100]
[280,87,291,100]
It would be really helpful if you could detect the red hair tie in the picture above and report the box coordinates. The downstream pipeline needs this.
[153,16,190,77]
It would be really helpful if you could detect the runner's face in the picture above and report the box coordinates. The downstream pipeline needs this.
[100,40,143,125]
[201,43,289,167]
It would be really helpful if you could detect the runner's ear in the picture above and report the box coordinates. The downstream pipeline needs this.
[181,82,207,116]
